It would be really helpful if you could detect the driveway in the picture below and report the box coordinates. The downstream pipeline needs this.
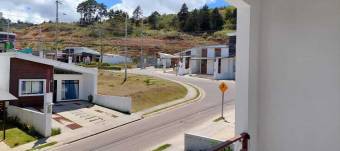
[52,101,126,133]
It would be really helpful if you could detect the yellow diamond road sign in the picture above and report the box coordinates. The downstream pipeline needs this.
[219,82,228,93]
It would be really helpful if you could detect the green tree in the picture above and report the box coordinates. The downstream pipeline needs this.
[177,3,189,31]
[77,0,107,25]
[199,4,211,31]
[132,5,143,26]
[210,8,224,31]
[148,11,160,29]
[225,6,237,30]
[107,10,132,36]
[184,9,200,32]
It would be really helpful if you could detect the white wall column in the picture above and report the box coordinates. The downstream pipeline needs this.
[43,93,53,137]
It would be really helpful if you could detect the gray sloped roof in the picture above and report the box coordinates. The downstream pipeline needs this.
[65,47,100,55]
[0,90,17,101]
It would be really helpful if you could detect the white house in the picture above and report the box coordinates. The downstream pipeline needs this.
[175,45,235,80]
[63,47,100,63]
[217,0,340,151]
[0,52,97,107]
[157,52,179,68]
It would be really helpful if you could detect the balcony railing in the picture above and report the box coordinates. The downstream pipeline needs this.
[209,133,250,151]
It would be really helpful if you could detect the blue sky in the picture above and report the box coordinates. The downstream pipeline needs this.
[98,0,229,10]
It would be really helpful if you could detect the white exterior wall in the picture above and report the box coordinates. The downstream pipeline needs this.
[0,54,11,91]
[221,48,229,57]
[7,93,53,137]
[207,48,215,58]
[95,95,132,113]
[54,74,97,102]
[214,58,235,80]
[159,58,171,68]
[8,106,50,137]
[207,60,214,75]
[102,55,132,64]
[191,48,200,57]
[231,0,340,151]
[190,60,200,74]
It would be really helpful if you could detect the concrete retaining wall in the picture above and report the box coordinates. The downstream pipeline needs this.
[8,106,51,137]
[95,95,132,113]
[185,133,233,151]
[7,93,52,137]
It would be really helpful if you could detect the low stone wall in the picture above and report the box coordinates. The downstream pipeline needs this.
[7,105,51,137]
[95,95,132,113]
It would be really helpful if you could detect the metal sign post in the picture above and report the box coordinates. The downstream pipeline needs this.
[219,82,229,119]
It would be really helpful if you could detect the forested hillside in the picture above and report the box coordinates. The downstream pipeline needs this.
[3,1,236,56]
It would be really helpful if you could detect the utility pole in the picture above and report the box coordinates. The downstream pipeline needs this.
[140,17,144,69]
[98,18,103,64]
[55,0,61,60]
[123,13,128,82]
[38,25,42,53]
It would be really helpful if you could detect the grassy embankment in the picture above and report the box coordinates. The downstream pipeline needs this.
[97,71,187,112]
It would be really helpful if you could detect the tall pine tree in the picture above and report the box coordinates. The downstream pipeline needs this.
[184,9,200,32]
[210,8,224,31]
[148,11,160,29]
[225,6,237,30]
[177,3,189,31]
[132,5,143,26]
[199,4,211,31]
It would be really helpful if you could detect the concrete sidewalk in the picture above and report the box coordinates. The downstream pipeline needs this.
[148,103,235,151]
[7,112,142,151]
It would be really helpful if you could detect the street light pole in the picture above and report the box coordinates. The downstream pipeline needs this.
[123,13,128,82]
[55,0,61,60]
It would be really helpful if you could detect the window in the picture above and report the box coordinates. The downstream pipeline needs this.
[218,59,222,74]
[202,48,208,57]
[215,48,222,57]
[19,79,46,97]
[62,80,79,100]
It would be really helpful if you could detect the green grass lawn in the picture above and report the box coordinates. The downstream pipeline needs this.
[98,71,188,112]
[152,144,171,151]
[0,124,39,148]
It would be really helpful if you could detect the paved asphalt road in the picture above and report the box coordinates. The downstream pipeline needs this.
[52,69,236,151]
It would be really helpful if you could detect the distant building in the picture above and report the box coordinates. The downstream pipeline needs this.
[62,47,100,63]
[175,44,236,80]
[0,32,16,53]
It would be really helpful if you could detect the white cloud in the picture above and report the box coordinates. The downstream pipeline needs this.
[0,0,223,24]
[111,0,217,16]
[0,0,84,24]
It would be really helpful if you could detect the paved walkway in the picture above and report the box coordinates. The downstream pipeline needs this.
[52,101,126,133]
[148,103,235,151]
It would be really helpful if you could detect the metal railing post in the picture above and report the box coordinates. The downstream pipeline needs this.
[240,133,250,151]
